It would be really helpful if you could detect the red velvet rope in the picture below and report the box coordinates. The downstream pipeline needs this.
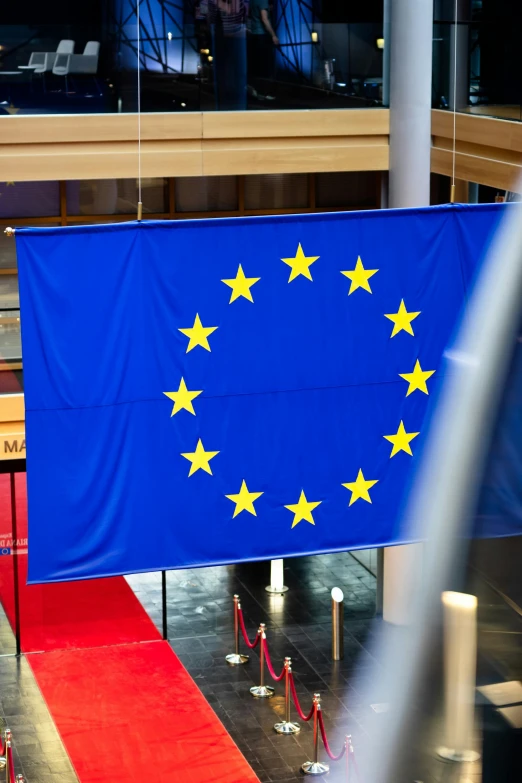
[237,608,260,649]
[288,672,314,721]
[7,743,15,783]
[262,638,286,682]
[0,736,4,757]
[318,710,346,761]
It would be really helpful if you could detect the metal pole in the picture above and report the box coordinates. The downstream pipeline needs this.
[225,594,248,665]
[10,475,21,656]
[161,570,168,641]
[376,547,384,615]
[331,587,344,660]
[274,657,300,734]
[250,624,274,698]
[302,694,329,775]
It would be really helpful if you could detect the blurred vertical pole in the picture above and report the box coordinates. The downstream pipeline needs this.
[385,0,434,622]
[10,473,21,656]
[162,570,168,640]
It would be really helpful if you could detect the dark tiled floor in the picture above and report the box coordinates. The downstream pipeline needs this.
[0,656,77,783]
[127,552,382,783]
[0,548,519,783]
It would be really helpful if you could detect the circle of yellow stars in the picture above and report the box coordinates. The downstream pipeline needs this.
[161,245,436,527]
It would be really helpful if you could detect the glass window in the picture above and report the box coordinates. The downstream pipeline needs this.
[0,230,18,270]
[316,172,378,208]
[0,276,19,310]
[244,175,309,211]
[175,177,238,213]
[0,181,60,218]
[66,178,168,216]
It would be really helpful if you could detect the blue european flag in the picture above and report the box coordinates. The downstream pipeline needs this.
[16,204,505,583]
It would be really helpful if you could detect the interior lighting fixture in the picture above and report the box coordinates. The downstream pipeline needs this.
[311,31,318,42]
[376,38,385,49]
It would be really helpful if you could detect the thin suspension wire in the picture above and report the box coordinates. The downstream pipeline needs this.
[451,0,458,201]
[137,0,143,219]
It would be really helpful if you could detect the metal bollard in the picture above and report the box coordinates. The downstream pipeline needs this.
[331,587,344,660]
[265,559,288,594]
[225,594,249,665]
[274,657,300,734]
[301,693,330,775]
[250,624,274,698]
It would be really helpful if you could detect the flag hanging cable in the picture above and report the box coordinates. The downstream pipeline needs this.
[136,0,143,221]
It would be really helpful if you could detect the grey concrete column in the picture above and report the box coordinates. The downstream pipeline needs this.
[385,0,434,621]
[388,0,435,208]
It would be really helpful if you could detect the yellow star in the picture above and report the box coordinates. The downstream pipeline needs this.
[281,243,320,282]
[384,299,421,337]
[399,360,435,396]
[341,256,378,295]
[383,421,420,458]
[225,480,264,518]
[221,264,260,303]
[163,378,203,416]
[178,313,218,353]
[342,469,379,506]
[180,438,219,476]
[284,490,322,529]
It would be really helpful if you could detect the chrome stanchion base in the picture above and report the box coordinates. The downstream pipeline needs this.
[436,747,481,763]
[250,685,275,698]
[265,585,289,594]
[0,758,5,770]
[225,653,249,665]
[301,760,330,775]
[274,720,300,734]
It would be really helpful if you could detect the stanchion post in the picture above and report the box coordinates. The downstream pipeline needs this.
[437,591,480,762]
[0,730,7,771]
[226,594,249,665]
[345,735,353,781]
[16,776,25,782]
[5,734,11,783]
[265,559,288,594]
[331,587,344,661]
[250,624,274,698]
[161,570,168,641]
[274,657,300,734]
[301,693,329,775]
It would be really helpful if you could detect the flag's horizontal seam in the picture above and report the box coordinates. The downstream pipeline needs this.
[25,375,446,414]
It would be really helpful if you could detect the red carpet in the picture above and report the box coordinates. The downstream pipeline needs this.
[0,474,160,652]
[0,472,259,782]
[29,642,259,783]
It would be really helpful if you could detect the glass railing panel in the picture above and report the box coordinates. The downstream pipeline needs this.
[433,14,522,122]
[0,17,384,115]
